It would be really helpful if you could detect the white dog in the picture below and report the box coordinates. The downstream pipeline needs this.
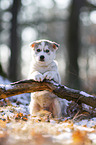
[28,39,67,117]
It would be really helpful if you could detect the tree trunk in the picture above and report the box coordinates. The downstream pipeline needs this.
[66,0,86,89]
[0,63,7,77]
[9,0,21,81]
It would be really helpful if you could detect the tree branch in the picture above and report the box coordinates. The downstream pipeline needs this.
[0,79,96,108]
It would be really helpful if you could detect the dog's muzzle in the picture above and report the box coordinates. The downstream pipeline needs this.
[40,55,45,61]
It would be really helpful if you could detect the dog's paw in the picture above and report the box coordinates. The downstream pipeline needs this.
[44,72,54,81]
[30,72,44,82]
[34,74,44,82]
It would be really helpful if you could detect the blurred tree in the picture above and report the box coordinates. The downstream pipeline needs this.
[0,0,96,91]
[0,63,7,77]
[8,0,21,81]
[66,0,86,89]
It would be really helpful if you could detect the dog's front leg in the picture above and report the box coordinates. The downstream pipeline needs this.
[29,71,44,82]
[29,94,40,115]
[52,98,62,117]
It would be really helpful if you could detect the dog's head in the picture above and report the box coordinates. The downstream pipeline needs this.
[30,39,59,66]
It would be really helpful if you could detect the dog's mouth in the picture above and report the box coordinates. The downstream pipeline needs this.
[39,55,45,62]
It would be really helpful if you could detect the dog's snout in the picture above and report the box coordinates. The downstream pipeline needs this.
[40,55,45,61]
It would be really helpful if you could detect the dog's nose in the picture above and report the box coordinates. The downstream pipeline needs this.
[40,55,45,61]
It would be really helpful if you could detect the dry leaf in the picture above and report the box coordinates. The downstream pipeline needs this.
[72,130,92,145]
[0,120,6,128]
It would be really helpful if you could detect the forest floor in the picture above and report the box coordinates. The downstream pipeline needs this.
[0,76,96,145]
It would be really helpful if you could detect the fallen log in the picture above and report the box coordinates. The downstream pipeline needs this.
[0,79,96,108]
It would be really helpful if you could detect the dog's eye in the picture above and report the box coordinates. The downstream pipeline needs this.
[45,49,49,53]
[37,49,41,52]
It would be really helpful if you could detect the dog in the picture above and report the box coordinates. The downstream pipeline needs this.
[28,39,67,117]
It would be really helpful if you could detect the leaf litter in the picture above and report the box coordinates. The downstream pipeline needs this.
[0,76,96,145]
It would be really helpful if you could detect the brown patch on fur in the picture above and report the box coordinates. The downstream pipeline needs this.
[53,44,57,49]
[31,43,35,48]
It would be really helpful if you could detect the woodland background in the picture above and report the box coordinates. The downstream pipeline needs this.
[0,0,96,92]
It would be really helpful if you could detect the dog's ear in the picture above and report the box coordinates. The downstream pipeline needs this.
[30,42,35,48]
[52,42,60,50]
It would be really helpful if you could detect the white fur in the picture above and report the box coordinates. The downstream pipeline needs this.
[41,41,45,48]
[28,40,66,117]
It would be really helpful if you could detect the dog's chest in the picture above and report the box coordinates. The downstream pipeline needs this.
[32,61,56,74]
[33,91,57,107]
[36,65,51,73]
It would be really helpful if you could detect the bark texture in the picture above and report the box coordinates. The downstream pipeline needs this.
[0,79,96,108]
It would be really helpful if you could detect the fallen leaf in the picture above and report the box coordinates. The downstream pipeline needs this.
[72,130,92,145]
[0,120,6,128]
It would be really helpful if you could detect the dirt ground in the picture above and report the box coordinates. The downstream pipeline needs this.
[0,101,96,145]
